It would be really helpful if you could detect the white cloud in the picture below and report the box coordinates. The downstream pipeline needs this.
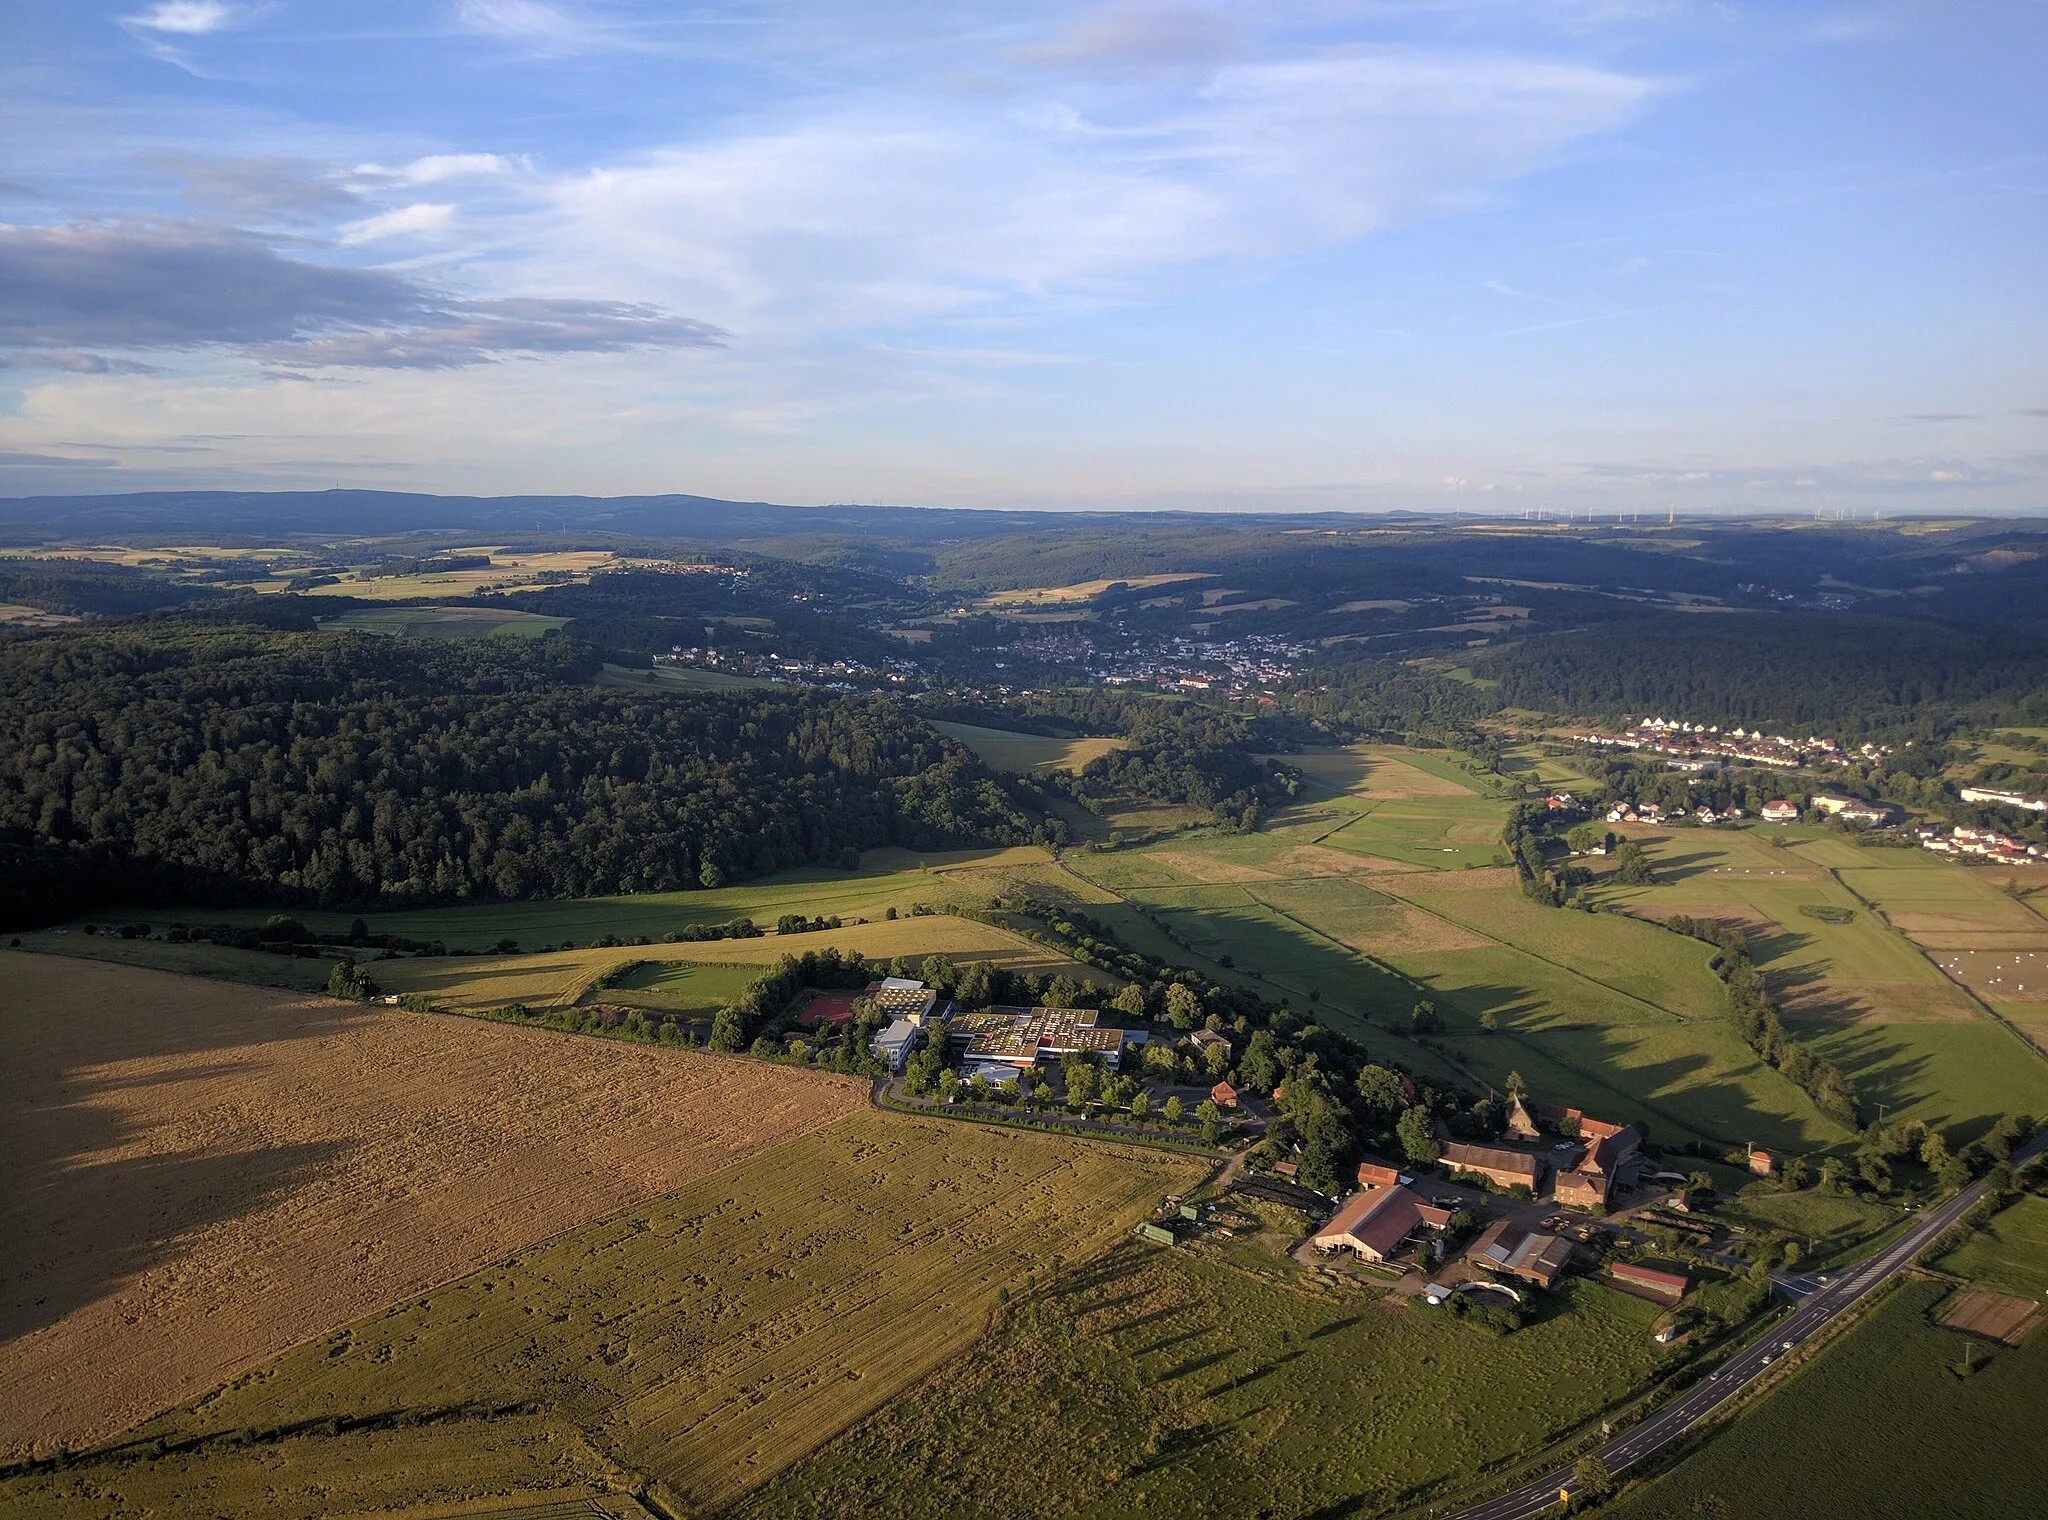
[389,153,515,185]
[340,202,458,243]
[125,2,240,35]
[456,0,605,54]
[541,48,1657,333]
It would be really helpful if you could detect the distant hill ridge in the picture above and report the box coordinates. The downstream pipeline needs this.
[0,489,1402,544]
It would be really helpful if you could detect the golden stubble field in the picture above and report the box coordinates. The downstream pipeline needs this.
[0,953,866,1462]
[2,1111,1203,1520]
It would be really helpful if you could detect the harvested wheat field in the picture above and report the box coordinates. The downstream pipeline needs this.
[0,952,866,1461]
[0,1111,1203,1520]
[1939,1287,2041,1344]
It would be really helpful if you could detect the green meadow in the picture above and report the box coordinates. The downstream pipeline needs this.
[316,605,569,640]
[1316,796,1513,869]
[1586,824,2048,1138]
[1934,1192,2048,1298]
[1605,1280,2048,1520]
[733,1244,1667,1520]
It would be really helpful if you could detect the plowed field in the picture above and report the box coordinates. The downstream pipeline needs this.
[0,953,865,1461]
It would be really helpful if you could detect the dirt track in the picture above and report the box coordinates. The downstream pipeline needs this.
[0,953,865,1460]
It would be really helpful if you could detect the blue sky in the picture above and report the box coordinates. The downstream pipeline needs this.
[2,1,2044,513]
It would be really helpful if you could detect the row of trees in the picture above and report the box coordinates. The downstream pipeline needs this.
[1665,917,1862,1128]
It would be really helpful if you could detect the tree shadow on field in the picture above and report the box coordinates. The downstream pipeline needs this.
[0,953,372,1345]
[0,1135,351,1344]
[1648,848,1733,884]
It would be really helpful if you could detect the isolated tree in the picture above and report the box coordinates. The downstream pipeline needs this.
[1196,1098,1221,1145]
[1566,822,1603,854]
[1480,1009,1498,1033]
[1163,1095,1185,1126]
[1130,1090,1151,1121]
[1397,1107,1441,1167]
[1779,1155,1810,1191]
[1612,840,1656,885]
[1111,983,1149,1017]
[1687,1169,1714,1199]
[1506,1069,1529,1100]
[1572,1454,1613,1498]
[325,960,377,1001]
[1410,1000,1442,1036]
[1203,1041,1232,1079]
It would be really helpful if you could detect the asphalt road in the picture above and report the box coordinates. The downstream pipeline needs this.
[1440,1139,2045,1520]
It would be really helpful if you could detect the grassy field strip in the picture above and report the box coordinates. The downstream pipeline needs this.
[1823,863,2048,1075]
[1052,858,1472,1084]
[1367,882,1694,1027]
[371,916,1118,1013]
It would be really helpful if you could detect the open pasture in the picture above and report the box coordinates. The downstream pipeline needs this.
[1315,796,1511,870]
[1431,986,1840,1151]
[731,1246,1665,1520]
[0,602,79,626]
[66,851,1052,958]
[1383,878,1729,1023]
[978,572,1213,605]
[0,954,865,1464]
[1935,1192,2048,1298]
[595,660,773,691]
[1496,742,1593,789]
[1596,828,1975,1022]
[1606,1281,2048,1520]
[0,1113,1203,1520]
[318,605,569,640]
[298,548,616,601]
[929,720,1127,773]
[1833,860,2048,948]
[1253,877,1493,955]
[1280,743,1495,800]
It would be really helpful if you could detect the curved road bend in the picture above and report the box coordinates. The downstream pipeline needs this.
[1443,1137,2047,1520]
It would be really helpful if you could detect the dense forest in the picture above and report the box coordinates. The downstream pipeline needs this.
[1483,612,2048,737]
[0,558,231,618]
[0,617,1044,928]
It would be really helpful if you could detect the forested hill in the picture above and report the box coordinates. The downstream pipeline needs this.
[0,620,1040,927]
[1483,612,2048,737]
